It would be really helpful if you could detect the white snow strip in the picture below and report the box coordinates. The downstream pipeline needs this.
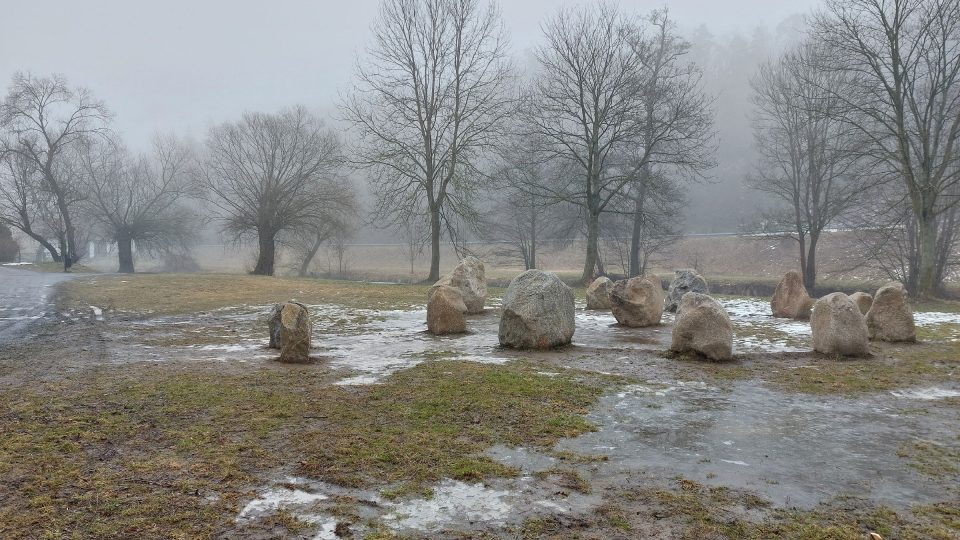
[890,387,960,400]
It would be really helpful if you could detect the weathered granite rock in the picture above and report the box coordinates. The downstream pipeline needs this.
[429,256,486,314]
[771,270,814,320]
[427,285,467,335]
[811,293,869,357]
[664,269,709,313]
[498,270,575,349]
[866,282,916,342]
[278,302,312,363]
[586,276,614,310]
[670,293,733,361]
[849,292,873,315]
[610,276,664,327]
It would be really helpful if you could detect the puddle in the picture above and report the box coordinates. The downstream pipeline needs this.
[559,380,955,508]
[236,472,598,537]
[890,387,960,400]
[382,480,513,532]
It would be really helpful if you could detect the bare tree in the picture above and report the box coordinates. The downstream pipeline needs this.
[623,9,715,276]
[202,106,343,276]
[285,186,358,277]
[602,168,685,276]
[0,73,110,271]
[523,4,714,283]
[749,40,866,291]
[79,137,199,273]
[400,217,427,280]
[483,133,577,270]
[812,0,960,297]
[0,152,63,261]
[343,0,512,282]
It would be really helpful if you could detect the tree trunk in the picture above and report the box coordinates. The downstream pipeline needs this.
[804,234,818,292]
[581,212,600,283]
[529,202,537,270]
[18,228,62,262]
[428,208,441,282]
[298,232,325,277]
[916,212,939,297]
[253,229,277,276]
[628,170,649,277]
[117,234,135,273]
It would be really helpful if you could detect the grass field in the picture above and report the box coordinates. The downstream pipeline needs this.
[1,271,956,538]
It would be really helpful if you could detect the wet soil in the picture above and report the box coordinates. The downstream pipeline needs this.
[1,282,958,539]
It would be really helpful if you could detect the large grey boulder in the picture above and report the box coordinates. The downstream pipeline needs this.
[268,301,308,349]
[277,302,312,363]
[866,282,916,342]
[771,270,814,320]
[665,269,709,313]
[610,276,664,327]
[498,270,575,349]
[429,256,486,314]
[585,276,614,310]
[811,293,869,357]
[849,292,873,315]
[670,293,733,361]
[427,285,467,335]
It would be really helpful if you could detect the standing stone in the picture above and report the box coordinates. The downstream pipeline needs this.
[268,301,308,349]
[427,285,467,335]
[866,283,916,342]
[771,270,814,320]
[278,302,312,363]
[849,292,873,315]
[499,270,575,349]
[811,293,869,357]
[429,256,487,314]
[610,276,665,327]
[586,276,614,310]
[664,269,710,313]
[670,293,733,361]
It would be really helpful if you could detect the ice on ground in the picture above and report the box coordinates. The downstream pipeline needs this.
[237,479,329,521]
[890,387,960,400]
[913,311,960,325]
[383,480,513,532]
[90,306,104,321]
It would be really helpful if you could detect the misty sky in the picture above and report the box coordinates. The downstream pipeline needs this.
[2,0,816,151]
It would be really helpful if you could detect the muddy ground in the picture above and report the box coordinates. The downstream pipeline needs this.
[0,271,958,539]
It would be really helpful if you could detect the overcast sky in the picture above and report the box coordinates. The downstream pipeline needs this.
[1,0,816,151]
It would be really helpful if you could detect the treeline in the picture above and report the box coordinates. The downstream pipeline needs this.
[0,0,957,298]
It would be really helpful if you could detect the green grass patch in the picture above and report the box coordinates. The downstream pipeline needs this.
[0,360,611,538]
[767,341,960,394]
[296,360,607,492]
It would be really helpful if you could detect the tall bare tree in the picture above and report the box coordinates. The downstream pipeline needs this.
[749,40,866,291]
[623,9,715,276]
[0,73,110,271]
[202,106,343,276]
[0,152,63,261]
[80,137,199,273]
[812,0,960,296]
[343,0,512,282]
[523,4,714,283]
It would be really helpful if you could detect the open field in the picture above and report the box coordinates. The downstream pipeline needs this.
[1,271,959,539]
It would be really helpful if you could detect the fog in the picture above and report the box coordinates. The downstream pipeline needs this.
[1,0,816,233]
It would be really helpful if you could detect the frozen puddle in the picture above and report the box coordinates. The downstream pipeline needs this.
[237,481,329,520]
[236,474,596,537]
[560,380,957,509]
[383,480,512,531]
[890,387,960,400]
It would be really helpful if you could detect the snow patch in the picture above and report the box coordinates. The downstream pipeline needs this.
[383,480,512,532]
[890,387,960,400]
